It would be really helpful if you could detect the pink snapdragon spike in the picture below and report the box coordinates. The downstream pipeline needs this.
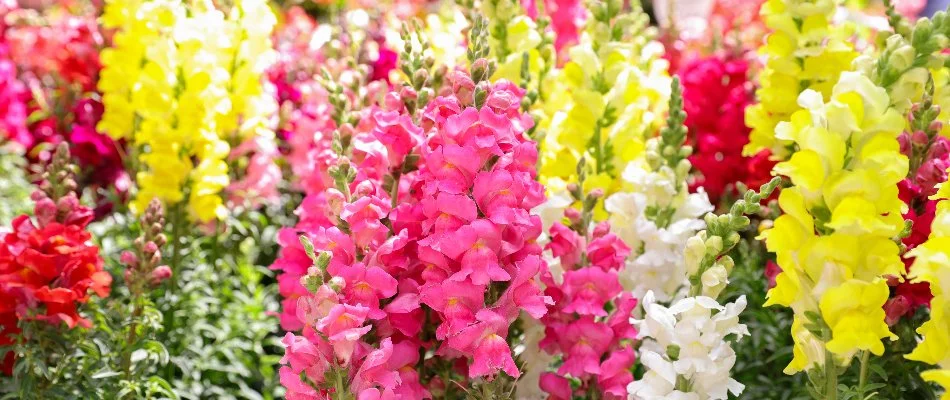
[537,209,639,397]
[273,62,552,396]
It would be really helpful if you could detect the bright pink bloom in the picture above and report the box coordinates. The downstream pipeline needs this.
[342,195,392,249]
[421,192,478,233]
[387,340,430,399]
[281,332,331,384]
[561,268,622,316]
[497,255,553,320]
[586,233,631,271]
[556,317,614,377]
[547,223,585,270]
[338,263,398,319]
[447,309,520,378]
[540,372,573,400]
[316,304,372,363]
[421,279,486,339]
[440,220,509,285]
[373,110,423,167]
[279,366,322,400]
[423,144,482,194]
[351,338,400,395]
[597,348,636,399]
[473,170,532,224]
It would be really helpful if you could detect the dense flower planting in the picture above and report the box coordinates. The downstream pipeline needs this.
[0,1,949,399]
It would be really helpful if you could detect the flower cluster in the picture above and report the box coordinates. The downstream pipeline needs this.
[744,0,858,159]
[97,0,277,221]
[762,69,908,376]
[679,55,776,205]
[537,0,671,219]
[0,145,111,375]
[605,80,712,302]
[0,40,27,146]
[531,215,639,399]
[274,55,552,397]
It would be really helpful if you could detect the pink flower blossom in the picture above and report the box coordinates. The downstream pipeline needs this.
[342,195,392,250]
[561,268,622,316]
[338,263,398,319]
[556,317,614,377]
[420,279,486,339]
[440,219,509,285]
[547,223,585,270]
[447,309,520,378]
[586,233,631,271]
[372,110,423,167]
[316,304,372,363]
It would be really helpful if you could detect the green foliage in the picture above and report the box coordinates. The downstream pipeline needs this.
[721,233,808,400]
[0,146,33,225]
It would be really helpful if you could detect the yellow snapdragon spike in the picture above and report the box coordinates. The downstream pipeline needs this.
[535,9,669,216]
[762,67,907,374]
[745,0,857,159]
[98,0,276,222]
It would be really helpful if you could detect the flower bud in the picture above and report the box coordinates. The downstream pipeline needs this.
[453,73,476,106]
[144,241,159,255]
[120,251,139,267]
[150,265,173,285]
[564,208,582,224]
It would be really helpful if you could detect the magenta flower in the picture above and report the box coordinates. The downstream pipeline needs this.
[342,195,392,249]
[421,192,478,234]
[540,372,573,400]
[351,338,400,396]
[547,222,585,270]
[597,348,636,399]
[440,219,509,285]
[316,304,372,363]
[497,255,553,320]
[420,279,486,339]
[387,340,430,399]
[280,332,331,385]
[561,268,622,316]
[338,263,398,319]
[447,309,520,379]
[372,110,423,167]
[556,317,614,377]
[423,144,482,194]
[473,170,531,224]
[586,233,631,271]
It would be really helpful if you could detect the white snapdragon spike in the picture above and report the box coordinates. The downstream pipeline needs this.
[628,291,748,400]
[606,162,712,301]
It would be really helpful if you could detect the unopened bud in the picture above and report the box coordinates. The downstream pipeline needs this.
[120,251,139,267]
[564,208,582,224]
[150,265,173,285]
[144,241,159,255]
[929,120,944,133]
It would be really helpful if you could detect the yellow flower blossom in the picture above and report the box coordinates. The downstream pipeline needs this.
[98,0,276,222]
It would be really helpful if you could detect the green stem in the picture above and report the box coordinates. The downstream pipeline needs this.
[120,301,144,381]
[858,351,870,389]
[824,349,838,400]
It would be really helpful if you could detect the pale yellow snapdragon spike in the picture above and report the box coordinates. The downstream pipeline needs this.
[98,0,277,222]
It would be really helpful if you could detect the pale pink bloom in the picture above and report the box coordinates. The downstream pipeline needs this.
[561,268,622,316]
[556,317,614,377]
[227,136,282,208]
[296,284,340,328]
[547,223,585,270]
[338,263,398,319]
[440,219,509,285]
[447,309,520,378]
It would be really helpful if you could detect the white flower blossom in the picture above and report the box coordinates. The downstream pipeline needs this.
[628,291,747,400]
